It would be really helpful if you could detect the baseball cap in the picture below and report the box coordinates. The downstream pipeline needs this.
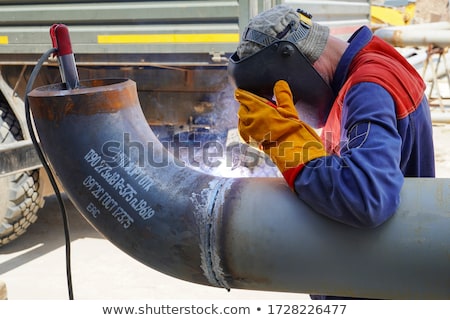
[237,4,329,64]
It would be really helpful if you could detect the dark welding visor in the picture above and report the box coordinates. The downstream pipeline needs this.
[228,40,335,128]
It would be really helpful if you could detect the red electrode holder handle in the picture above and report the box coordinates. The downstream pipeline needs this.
[49,24,79,89]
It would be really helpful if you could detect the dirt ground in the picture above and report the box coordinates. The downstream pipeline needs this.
[414,0,450,23]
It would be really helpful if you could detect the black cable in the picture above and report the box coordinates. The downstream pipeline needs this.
[24,47,74,300]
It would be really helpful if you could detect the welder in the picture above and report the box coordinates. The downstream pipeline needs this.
[228,4,435,299]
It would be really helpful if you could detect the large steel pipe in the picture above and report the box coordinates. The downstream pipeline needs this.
[374,22,450,47]
[28,79,450,299]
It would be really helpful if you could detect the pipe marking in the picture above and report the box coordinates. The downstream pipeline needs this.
[83,175,134,229]
[82,148,156,225]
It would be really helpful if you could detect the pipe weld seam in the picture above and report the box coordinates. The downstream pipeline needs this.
[207,178,233,291]
[193,177,231,290]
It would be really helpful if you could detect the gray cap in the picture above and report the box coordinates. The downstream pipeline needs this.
[236,4,329,64]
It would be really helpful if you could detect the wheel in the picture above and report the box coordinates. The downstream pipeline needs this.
[0,104,45,247]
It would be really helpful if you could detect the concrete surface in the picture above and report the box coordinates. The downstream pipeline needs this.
[0,118,449,301]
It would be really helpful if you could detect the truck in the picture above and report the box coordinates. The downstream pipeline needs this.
[0,0,370,246]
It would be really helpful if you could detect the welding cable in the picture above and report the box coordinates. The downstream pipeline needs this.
[24,47,74,300]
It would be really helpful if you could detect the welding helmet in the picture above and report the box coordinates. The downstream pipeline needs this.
[227,8,335,128]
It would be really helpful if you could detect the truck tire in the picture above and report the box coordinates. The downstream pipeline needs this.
[0,104,45,247]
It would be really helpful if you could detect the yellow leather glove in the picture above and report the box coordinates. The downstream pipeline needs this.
[236,80,326,187]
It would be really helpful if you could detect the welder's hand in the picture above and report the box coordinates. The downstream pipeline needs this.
[236,80,326,187]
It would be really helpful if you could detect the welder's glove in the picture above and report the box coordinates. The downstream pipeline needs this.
[236,80,326,188]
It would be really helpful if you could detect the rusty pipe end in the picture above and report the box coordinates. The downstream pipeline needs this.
[28,78,139,120]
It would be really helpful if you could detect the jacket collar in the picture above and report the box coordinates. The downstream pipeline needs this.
[331,26,373,95]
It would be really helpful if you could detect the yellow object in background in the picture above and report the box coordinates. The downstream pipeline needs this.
[371,2,416,26]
